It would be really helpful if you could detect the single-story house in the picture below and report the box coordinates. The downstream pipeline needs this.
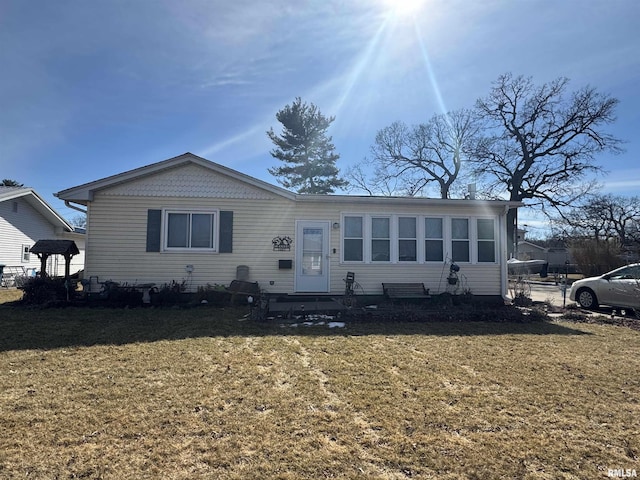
[0,186,85,280]
[55,153,521,299]
[518,239,573,272]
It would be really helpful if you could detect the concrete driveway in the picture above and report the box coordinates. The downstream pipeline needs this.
[527,281,572,307]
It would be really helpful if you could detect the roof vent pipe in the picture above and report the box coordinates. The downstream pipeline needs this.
[467,183,476,200]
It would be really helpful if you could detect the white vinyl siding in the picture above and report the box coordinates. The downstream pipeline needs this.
[0,196,84,276]
[0,197,59,270]
[75,161,509,297]
[84,192,297,292]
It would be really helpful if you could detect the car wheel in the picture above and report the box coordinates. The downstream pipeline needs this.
[576,288,598,309]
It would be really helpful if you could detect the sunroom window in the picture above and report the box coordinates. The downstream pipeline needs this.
[477,218,496,262]
[343,216,363,261]
[371,217,390,262]
[425,217,444,262]
[451,218,470,262]
[398,217,417,261]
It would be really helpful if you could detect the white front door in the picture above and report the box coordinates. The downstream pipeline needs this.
[295,221,330,293]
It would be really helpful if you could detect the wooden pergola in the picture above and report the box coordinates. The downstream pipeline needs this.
[30,240,80,279]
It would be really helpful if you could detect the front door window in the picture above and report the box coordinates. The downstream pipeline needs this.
[301,227,323,276]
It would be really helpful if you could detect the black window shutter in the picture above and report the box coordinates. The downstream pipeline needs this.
[219,211,233,253]
[146,209,162,252]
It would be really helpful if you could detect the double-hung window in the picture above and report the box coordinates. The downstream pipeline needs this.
[343,216,363,261]
[166,211,217,250]
[371,217,390,262]
[398,217,417,262]
[425,217,444,262]
[477,218,496,262]
[451,218,470,262]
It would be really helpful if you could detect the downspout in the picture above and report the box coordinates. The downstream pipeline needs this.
[501,205,511,304]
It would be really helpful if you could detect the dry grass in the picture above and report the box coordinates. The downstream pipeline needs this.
[0,304,638,479]
[0,288,23,304]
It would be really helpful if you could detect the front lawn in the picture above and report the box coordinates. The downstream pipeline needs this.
[0,305,638,479]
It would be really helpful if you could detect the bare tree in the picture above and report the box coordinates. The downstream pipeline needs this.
[558,194,640,246]
[474,73,623,256]
[347,109,481,198]
[70,214,87,229]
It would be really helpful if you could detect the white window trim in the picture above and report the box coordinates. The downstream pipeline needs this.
[22,244,31,263]
[341,213,500,265]
[371,215,392,263]
[476,217,498,263]
[398,216,418,263]
[424,217,444,263]
[162,208,219,252]
[342,215,364,263]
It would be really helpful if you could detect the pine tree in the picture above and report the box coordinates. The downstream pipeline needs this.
[1,179,24,187]
[267,97,347,194]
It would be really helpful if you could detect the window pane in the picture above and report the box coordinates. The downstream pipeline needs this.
[452,218,469,239]
[477,219,495,240]
[399,240,416,261]
[478,241,495,262]
[452,240,469,262]
[425,218,443,238]
[372,240,390,261]
[399,217,416,238]
[344,216,362,238]
[372,218,389,238]
[167,213,188,247]
[302,227,324,275]
[425,240,443,261]
[344,239,363,261]
[191,214,213,248]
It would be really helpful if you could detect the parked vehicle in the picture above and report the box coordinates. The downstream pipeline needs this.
[569,263,640,311]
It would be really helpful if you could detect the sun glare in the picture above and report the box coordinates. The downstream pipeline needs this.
[382,0,426,18]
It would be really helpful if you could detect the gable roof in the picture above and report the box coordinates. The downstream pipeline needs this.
[0,186,74,231]
[30,239,80,256]
[55,152,522,210]
[55,152,296,203]
[518,241,547,252]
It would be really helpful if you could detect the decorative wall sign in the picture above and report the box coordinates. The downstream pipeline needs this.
[272,236,292,251]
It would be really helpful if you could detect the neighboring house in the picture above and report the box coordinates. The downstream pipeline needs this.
[518,237,572,271]
[0,186,85,278]
[55,153,521,298]
[517,240,547,261]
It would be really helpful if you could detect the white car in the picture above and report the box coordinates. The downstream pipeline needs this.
[569,263,640,311]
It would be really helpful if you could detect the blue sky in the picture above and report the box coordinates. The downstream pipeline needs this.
[1,0,638,234]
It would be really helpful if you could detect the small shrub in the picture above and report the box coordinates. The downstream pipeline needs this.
[104,285,143,307]
[20,277,70,305]
[194,284,230,306]
[150,280,188,307]
[512,292,533,307]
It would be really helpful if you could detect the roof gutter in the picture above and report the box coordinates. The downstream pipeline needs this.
[65,200,87,215]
